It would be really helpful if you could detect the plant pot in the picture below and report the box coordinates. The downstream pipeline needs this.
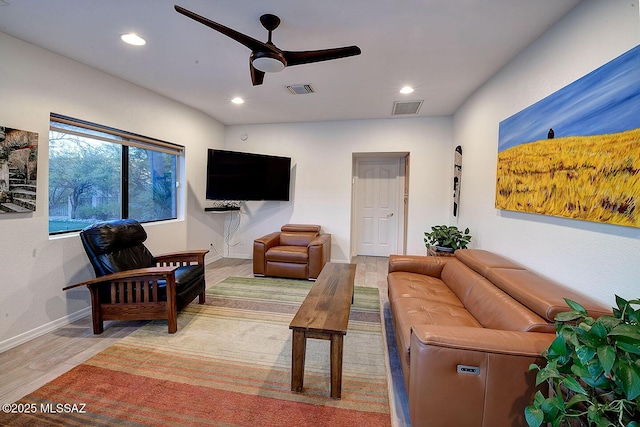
[435,245,454,252]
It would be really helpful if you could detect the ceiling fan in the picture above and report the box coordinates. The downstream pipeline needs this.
[174,5,362,86]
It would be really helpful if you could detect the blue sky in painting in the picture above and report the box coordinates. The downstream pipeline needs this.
[498,44,640,152]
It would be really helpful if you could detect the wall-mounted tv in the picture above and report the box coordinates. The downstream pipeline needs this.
[205,149,291,201]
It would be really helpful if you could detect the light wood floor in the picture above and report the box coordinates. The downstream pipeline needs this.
[0,256,410,426]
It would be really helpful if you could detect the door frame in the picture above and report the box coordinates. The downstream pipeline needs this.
[350,152,409,258]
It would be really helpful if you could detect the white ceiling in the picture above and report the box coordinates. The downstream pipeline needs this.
[0,0,581,125]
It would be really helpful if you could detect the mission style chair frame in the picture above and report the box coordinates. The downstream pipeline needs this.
[63,251,208,334]
[63,220,208,334]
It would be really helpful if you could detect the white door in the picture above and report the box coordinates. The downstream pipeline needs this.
[355,158,400,256]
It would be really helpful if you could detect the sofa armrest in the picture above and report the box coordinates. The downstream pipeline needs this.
[411,324,554,356]
[253,232,281,275]
[388,254,450,278]
[308,234,331,279]
[408,325,553,427]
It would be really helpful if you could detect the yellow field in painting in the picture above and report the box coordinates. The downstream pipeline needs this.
[496,128,640,227]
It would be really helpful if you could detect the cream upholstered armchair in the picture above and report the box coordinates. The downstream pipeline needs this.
[253,224,331,280]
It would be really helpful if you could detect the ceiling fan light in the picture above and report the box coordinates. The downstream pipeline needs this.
[252,56,285,73]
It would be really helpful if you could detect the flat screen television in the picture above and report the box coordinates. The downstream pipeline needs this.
[205,149,291,201]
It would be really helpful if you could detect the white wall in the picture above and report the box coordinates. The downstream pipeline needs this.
[222,117,453,260]
[454,0,640,307]
[0,33,226,349]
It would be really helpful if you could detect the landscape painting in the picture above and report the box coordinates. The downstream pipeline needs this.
[496,44,640,228]
[0,126,38,213]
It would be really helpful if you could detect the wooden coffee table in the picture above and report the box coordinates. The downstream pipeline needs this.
[289,262,356,399]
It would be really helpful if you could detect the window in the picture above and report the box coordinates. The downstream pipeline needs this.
[48,114,183,234]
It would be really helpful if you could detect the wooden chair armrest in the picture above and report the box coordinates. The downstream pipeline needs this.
[62,266,178,291]
[154,249,209,266]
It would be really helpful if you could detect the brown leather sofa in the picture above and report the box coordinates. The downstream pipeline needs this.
[253,224,331,279]
[387,249,610,427]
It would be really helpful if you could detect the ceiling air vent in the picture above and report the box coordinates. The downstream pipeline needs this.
[392,100,423,115]
[286,84,315,95]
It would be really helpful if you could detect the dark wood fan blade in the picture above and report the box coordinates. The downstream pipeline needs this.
[175,5,278,54]
[250,61,265,86]
[284,46,361,67]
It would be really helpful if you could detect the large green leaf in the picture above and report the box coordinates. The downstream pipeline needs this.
[597,345,616,375]
[616,341,640,355]
[555,311,584,322]
[524,406,544,427]
[571,362,591,379]
[616,295,630,312]
[609,324,640,341]
[564,393,589,408]
[576,345,596,364]
[533,390,545,406]
[562,375,587,395]
[565,298,587,313]
[597,315,621,330]
[618,361,640,400]
[536,366,562,385]
[542,394,565,413]
[577,326,607,347]
[548,335,568,357]
[590,321,609,339]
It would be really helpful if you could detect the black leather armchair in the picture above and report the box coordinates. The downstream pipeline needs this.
[63,219,208,334]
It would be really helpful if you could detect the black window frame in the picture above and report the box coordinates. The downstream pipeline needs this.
[48,113,184,235]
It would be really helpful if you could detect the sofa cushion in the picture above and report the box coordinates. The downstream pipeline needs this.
[391,297,482,355]
[388,271,464,307]
[174,265,205,288]
[455,249,525,276]
[266,246,309,264]
[439,258,486,303]
[279,232,319,247]
[388,255,450,277]
[281,224,321,233]
[487,268,611,322]
[266,261,308,279]
[464,277,554,333]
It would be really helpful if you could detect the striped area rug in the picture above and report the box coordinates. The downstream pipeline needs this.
[1,276,390,426]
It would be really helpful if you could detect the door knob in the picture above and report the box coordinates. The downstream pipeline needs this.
[387,213,394,218]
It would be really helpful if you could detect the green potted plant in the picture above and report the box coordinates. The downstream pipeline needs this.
[423,225,471,252]
[525,296,640,427]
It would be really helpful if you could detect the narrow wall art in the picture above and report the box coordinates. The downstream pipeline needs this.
[496,44,640,228]
[0,126,38,213]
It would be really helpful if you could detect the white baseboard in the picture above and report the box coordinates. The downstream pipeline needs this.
[0,307,91,353]
[228,254,252,260]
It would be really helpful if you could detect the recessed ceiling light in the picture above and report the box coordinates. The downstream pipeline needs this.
[400,86,414,94]
[120,33,146,46]
[231,97,244,104]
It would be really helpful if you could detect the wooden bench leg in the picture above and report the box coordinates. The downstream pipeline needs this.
[330,334,344,399]
[291,329,306,392]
